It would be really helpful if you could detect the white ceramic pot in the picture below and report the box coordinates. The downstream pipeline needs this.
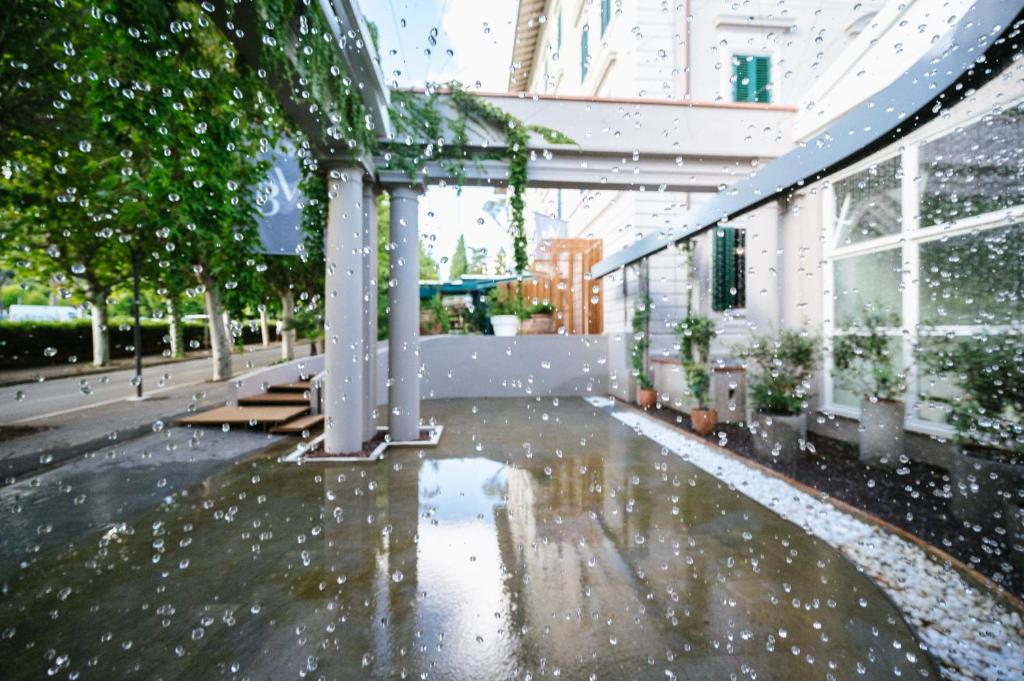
[490,315,520,337]
[859,398,905,468]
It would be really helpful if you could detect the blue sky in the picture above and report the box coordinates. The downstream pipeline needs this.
[362,0,521,278]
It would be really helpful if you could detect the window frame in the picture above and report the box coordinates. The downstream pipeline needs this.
[821,99,1024,437]
[580,24,589,83]
[731,53,772,104]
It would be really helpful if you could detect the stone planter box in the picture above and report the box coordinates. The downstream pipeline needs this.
[521,313,554,335]
[950,447,1024,526]
[859,398,905,468]
[490,315,520,337]
[751,410,806,465]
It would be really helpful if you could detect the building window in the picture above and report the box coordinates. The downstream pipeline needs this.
[711,228,745,311]
[824,98,1024,430]
[833,156,902,246]
[600,0,611,35]
[732,55,771,103]
[580,25,589,82]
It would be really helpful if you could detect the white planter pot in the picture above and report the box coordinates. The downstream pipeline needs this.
[751,410,806,465]
[859,398,905,468]
[490,315,520,337]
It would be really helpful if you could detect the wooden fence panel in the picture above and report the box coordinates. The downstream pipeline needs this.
[499,238,603,335]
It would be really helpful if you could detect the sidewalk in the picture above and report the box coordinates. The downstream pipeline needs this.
[0,342,283,387]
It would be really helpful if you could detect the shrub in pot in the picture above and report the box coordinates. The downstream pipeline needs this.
[632,294,657,408]
[677,314,717,435]
[487,287,523,337]
[921,334,1024,525]
[832,311,906,468]
[738,329,820,464]
[521,301,555,335]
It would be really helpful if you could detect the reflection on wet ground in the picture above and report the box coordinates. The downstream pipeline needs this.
[0,398,936,679]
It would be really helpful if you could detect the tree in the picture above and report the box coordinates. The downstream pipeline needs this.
[449,234,469,281]
[468,246,488,275]
[493,247,510,275]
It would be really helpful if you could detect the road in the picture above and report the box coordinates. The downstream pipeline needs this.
[1,345,298,425]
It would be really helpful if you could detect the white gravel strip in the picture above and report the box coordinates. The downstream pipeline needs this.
[612,408,1024,681]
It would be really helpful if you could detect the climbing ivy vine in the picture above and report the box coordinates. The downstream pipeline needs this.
[385,82,574,275]
[245,1,575,278]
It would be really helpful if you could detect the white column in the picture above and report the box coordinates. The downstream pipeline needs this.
[362,184,379,441]
[323,165,366,455]
[744,201,782,332]
[387,185,422,441]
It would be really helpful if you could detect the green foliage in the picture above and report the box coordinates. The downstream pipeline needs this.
[384,82,575,276]
[525,301,555,316]
[920,333,1024,456]
[677,314,716,408]
[486,286,525,318]
[631,294,653,391]
[684,362,712,409]
[285,304,324,344]
[0,317,207,369]
[449,235,469,281]
[738,329,820,415]
[832,311,905,401]
[423,295,450,334]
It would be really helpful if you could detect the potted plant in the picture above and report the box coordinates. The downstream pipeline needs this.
[738,328,820,464]
[832,311,906,468]
[920,333,1024,524]
[521,301,555,335]
[487,287,523,337]
[678,314,717,435]
[632,294,656,408]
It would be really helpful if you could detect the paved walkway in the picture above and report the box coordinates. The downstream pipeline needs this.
[0,344,311,482]
[0,397,937,681]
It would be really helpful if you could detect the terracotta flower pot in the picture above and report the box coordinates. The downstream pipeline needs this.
[521,313,554,335]
[637,388,657,409]
[690,408,717,436]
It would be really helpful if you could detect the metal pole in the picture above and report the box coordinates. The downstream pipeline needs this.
[132,249,143,399]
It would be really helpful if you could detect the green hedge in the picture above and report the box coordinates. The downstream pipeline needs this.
[0,318,205,369]
[0,317,281,369]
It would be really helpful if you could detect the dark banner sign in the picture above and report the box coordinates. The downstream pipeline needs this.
[257,139,305,255]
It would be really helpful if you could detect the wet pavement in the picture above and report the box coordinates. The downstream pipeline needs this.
[0,398,937,680]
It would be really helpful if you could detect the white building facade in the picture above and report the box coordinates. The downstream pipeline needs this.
[511,0,1023,454]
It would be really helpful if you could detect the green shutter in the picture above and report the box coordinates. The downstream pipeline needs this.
[753,56,771,103]
[733,58,750,102]
[712,228,736,311]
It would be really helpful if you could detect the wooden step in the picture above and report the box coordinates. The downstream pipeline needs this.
[270,414,325,434]
[179,405,309,427]
[269,381,312,393]
[238,392,310,406]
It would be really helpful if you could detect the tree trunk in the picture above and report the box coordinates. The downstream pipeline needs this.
[200,272,232,381]
[167,298,184,358]
[88,292,110,367]
[280,290,295,361]
[310,340,318,356]
[259,306,270,347]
